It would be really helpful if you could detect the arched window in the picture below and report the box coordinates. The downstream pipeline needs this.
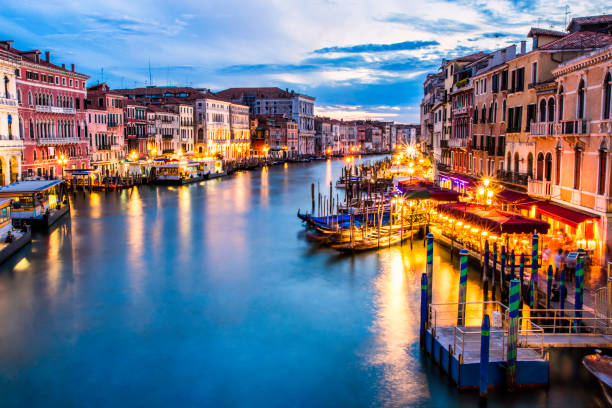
[574,146,582,189]
[558,86,564,121]
[536,152,545,180]
[577,79,585,119]
[555,146,562,185]
[604,72,611,120]
[502,100,507,122]
[29,119,34,138]
[598,142,607,195]
[481,106,486,124]
[33,150,37,161]
[539,99,547,122]
[527,152,533,179]
[494,102,498,122]
[514,152,519,173]
[27,92,32,106]
[16,89,21,103]
[545,153,553,182]
[507,152,511,171]
[547,98,555,122]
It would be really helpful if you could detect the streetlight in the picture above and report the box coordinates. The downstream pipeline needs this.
[477,178,495,209]
[57,154,68,179]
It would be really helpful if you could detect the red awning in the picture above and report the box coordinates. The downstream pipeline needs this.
[497,189,532,204]
[437,203,550,235]
[398,181,461,201]
[519,200,599,228]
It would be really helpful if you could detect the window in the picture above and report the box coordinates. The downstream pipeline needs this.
[539,99,547,122]
[531,62,537,85]
[516,67,525,91]
[603,73,611,120]
[527,152,533,179]
[548,98,555,122]
[492,73,499,93]
[577,79,586,119]
[598,146,607,195]
[574,147,582,189]
[62,77,66,85]
[536,152,544,180]
[545,152,553,182]
[526,104,536,131]
[558,86,564,121]
[514,152,519,173]
[501,70,508,90]
[55,76,59,84]
[502,100,506,122]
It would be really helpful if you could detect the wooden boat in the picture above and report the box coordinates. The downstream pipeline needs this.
[583,351,612,404]
[195,158,225,179]
[0,179,70,230]
[330,225,418,252]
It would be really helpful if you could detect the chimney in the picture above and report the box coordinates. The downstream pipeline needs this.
[45,51,50,62]
[71,63,75,72]
[520,40,527,54]
[61,63,65,69]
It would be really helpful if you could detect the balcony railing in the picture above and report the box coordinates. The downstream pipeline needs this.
[530,121,558,137]
[448,138,469,148]
[35,105,76,114]
[37,137,83,145]
[528,179,552,198]
[497,170,529,186]
[0,95,17,106]
[559,119,588,135]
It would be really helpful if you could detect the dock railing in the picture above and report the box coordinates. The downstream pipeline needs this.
[429,301,509,330]
[453,325,508,362]
[519,309,612,347]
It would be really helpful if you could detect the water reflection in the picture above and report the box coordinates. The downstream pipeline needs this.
[0,157,598,407]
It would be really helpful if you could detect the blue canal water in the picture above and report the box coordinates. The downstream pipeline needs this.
[0,157,604,406]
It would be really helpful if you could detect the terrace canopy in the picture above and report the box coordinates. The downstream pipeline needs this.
[397,181,461,202]
[437,202,549,235]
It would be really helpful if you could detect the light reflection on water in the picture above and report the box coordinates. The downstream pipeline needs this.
[0,156,602,407]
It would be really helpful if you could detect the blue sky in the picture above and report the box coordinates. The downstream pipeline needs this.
[1,0,608,122]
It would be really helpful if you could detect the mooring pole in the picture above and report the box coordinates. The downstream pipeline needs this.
[575,252,584,321]
[529,275,535,309]
[519,253,525,301]
[501,245,506,301]
[607,262,612,328]
[547,264,553,310]
[560,268,566,318]
[457,250,468,326]
[480,313,490,399]
[483,240,489,297]
[510,249,515,281]
[507,279,519,391]
[532,234,539,308]
[426,233,434,313]
[492,242,497,300]
[420,273,428,349]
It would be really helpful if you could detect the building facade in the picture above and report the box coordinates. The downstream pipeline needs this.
[0,46,22,185]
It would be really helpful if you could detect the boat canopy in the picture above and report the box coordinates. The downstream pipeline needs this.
[437,203,550,234]
[0,180,64,194]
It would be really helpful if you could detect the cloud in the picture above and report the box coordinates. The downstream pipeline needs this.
[379,14,479,33]
[313,40,439,54]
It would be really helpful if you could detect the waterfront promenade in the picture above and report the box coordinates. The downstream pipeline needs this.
[0,157,604,406]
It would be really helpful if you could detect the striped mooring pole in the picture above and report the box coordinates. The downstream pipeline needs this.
[501,245,506,290]
[458,250,468,326]
[426,233,434,313]
[480,313,491,398]
[560,268,566,318]
[510,249,515,280]
[547,264,553,309]
[532,234,539,308]
[420,273,428,348]
[507,279,520,391]
[529,275,535,308]
[492,242,498,295]
[575,252,585,321]
[483,240,489,295]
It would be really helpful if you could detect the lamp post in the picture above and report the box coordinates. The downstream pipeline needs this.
[57,154,68,179]
[477,178,495,210]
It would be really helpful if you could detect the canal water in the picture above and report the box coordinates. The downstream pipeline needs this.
[0,157,603,406]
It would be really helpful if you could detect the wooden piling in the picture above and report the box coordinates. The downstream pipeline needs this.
[420,273,428,348]
[457,250,468,326]
[480,314,490,399]
[507,280,519,391]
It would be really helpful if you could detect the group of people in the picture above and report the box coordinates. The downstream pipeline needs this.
[543,246,585,283]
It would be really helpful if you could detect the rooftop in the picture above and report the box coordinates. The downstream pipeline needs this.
[527,27,567,38]
[216,87,315,101]
[0,180,64,194]
[0,41,89,78]
[567,14,612,32]
[536,30,612,51]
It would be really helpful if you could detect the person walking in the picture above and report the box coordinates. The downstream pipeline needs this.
[553,249,563,281]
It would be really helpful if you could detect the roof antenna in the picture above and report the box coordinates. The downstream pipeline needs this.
[564,4,570,31]
[148,59,153,87]
[100,67,104,84]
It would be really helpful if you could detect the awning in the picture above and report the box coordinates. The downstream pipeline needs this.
[439,172,478,188]
[497,189,532,205]
[398,181,461,201]
[518,200,599,228]
[437,203,550,235]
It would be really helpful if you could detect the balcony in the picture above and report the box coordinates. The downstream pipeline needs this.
[35,105,76,114]
[559,120,588,136]
[0,95,17,106]
[448,138,469,148]
[0,138,23,150]
[598,120,612,134]
[37,137,83,145]
[528,179,552,198]
[497,170,529,186]
[530,121,558,137]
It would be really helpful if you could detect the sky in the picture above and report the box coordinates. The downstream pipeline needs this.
[0,0,609,123]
